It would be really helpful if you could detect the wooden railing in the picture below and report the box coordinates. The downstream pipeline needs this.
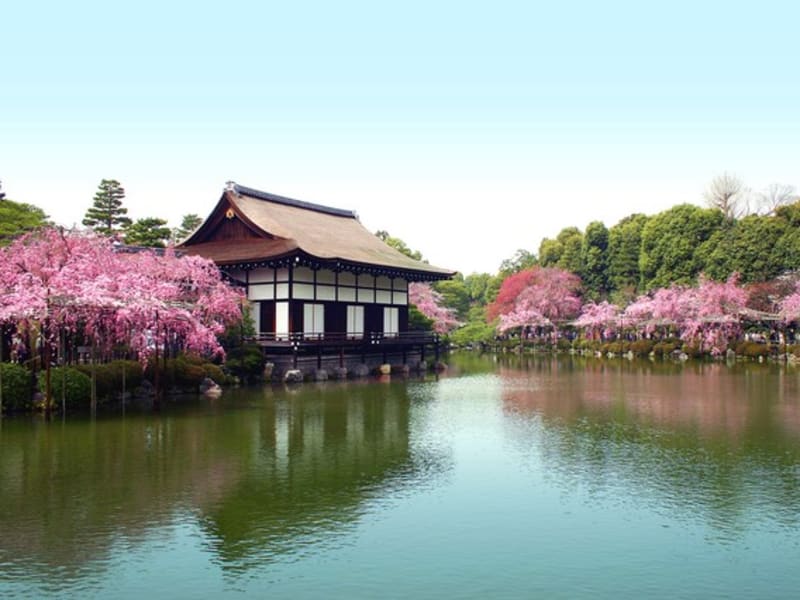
[248,331,439,348]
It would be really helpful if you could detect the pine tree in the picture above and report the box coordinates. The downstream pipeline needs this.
[173,213,203,243]
[125,217,172,248]
[82,179,131,236]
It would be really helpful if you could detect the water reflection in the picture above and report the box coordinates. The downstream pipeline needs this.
[3,357,800,597]
[496,355,800,540]
[0,381,448,580]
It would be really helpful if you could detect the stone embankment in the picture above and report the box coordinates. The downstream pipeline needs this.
[274,360,448,384]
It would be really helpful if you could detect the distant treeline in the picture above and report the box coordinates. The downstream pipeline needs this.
[416,193,800,345]
[521,201,800,301]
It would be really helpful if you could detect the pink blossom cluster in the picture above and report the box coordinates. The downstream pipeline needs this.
[408,282,461,333]
[571,301,620,340]
[780,282,800,322]
[0,228,243,364]
[492,267,582,333]
[576,274,749,355]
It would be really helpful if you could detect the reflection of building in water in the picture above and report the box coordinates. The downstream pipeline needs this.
[499,356,800,537]
[200,384,424,569]
[0,383,447,578]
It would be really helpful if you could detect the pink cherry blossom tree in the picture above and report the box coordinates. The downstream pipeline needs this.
[0,228,243,412]
[619,275,748,355]
[779,281,800,323]
[409,282,461,334]
[680,274,749,355]
[573,301,621,340]
[622,285,688,336]
[493,267,582,335]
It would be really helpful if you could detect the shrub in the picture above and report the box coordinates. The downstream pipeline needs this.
[653,340,681,357]
[150,358,205,390]
[556,338,572,352]
[449,321,496,347]
[0,363,33,411]
[735,341,770,359]
[224,343,266,382]
[39,367,92,410]
[75,360,143,400]
[601,341,623,355]
[201,362,227,384]
[577,339,601,352]
[628,339,655,356]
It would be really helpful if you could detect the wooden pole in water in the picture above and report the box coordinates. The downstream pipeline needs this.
[44,319,52,420]
[122,361,126,416]
[782,321,788,363]
[153,330,160,410]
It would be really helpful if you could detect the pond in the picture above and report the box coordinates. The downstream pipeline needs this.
[1,354,799,598]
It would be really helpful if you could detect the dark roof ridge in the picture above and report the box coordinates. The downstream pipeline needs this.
[232,184,357,219]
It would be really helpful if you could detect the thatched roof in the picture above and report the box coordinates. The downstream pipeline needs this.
[179,184,454,281]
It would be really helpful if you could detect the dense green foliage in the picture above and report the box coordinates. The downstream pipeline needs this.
[124,217,172,247]
[581,221,610,300]
[639,204,724,289]
[174,213,203,242]
[40,367,93,409]
[0,362,33,411]
[408,305,435,331]
[224,346,267,382]
[74,360,143,401]
[607,214,649,296]
[539,227,584,274]
[218,311,267,383]
[700,215,790,283]
[0,199,49,245]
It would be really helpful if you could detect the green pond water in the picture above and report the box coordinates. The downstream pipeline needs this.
[1,354,799,599]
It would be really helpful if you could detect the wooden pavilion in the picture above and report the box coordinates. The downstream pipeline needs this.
[179,183,454,370]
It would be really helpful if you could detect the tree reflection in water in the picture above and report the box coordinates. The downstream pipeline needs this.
[498,355,800,540]
[0,380,450,580]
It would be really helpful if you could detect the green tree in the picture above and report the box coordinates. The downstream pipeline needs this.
[538,237,562,267]
[699,214,789,283]
[772,201,800,273]
[124,217,172,248]
[449,306,497,346]
[608,213,649,294]
[82,179,131,236]
[774,200,800,227]
[173,213,203,242]
[464,272,494,306]
[639,204,723,289]
[434,276,471,320]
[375,230,423,261]
[0,198,49,245]
[581,221,610,300]
[555,227,584,275]
[538,227,584,273]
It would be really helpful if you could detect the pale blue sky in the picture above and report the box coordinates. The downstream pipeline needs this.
[2,1,798,273]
